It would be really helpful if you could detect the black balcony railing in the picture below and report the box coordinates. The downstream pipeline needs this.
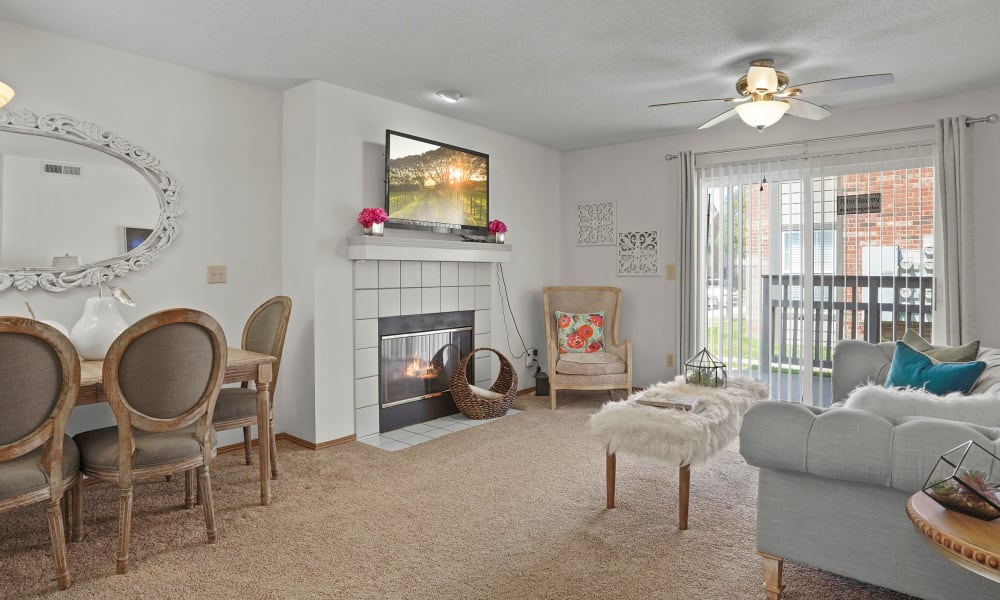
[760,274,933,372]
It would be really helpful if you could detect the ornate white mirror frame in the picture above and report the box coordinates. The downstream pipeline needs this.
[0,108,180,292]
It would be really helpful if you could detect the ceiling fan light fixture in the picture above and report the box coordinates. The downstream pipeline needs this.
[0,81,14,109]
[746,65,778,92]
[735,100,789,131]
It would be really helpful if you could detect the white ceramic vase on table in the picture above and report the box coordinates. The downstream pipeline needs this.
[70,296,129,360]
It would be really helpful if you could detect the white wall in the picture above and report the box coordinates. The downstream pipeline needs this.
[562,86,1000,385]
[281,81,561,443]
[0,21,283,438]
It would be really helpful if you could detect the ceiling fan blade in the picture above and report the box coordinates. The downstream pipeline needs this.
[697,107,739,129]
[785,98,832,120]
[648,97,744,109]
[784,73,895,97]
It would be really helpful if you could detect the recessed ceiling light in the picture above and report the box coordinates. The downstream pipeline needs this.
[435,90,462,103]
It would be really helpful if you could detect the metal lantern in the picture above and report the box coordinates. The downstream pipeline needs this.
[923,440,1000,520]
[684,347,727,388]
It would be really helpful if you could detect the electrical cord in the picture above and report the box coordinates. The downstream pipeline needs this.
[496,263,530,359]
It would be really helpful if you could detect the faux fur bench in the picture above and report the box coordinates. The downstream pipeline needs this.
[590,376,767,529]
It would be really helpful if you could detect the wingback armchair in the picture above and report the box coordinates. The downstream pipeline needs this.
[542,286,632,409]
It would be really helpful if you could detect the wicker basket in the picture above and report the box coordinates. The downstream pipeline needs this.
[450,347,518,419]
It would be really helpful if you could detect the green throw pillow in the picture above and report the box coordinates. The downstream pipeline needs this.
[885,341,986,395]
[901,330,980,362]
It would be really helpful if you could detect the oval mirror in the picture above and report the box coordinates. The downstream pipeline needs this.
[0,109,180,292]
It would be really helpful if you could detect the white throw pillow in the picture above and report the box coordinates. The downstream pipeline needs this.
[843,383,1000,427]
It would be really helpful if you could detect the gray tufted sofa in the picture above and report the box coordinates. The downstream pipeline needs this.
[739,339,1000,599]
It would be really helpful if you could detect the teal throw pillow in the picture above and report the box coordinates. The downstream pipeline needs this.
[884,341,986,395]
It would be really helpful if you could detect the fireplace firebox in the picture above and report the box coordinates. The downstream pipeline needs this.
[378,310,474,432]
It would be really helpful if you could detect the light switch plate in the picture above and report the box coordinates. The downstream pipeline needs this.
[207,265,227,284]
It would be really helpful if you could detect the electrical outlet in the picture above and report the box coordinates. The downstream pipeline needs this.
[666,264,677,280]
[525,348,539,368]
[666,353,675,367]
[207,265,227,284]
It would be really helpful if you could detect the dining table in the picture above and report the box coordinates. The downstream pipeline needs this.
[77,347,277,506]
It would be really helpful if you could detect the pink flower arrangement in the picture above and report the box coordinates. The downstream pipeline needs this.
[357,207,389,228]
[488,219,507,234]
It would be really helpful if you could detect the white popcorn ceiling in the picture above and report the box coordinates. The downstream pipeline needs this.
[2,0,998,150]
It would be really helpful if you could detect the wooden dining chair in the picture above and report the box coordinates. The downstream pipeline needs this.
[213,295,291,479]
[0,317,82,590]
[73,309,226,574]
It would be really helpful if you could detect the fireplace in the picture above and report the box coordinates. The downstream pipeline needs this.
[378,310,474,432]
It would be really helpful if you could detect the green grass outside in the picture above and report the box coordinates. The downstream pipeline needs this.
[706,323,831,378]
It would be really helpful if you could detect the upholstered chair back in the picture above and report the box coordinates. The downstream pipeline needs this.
[543,286,623,347]
[0,333,65,446]
[104,309,226,431]
[241,296,291,388]
[117,323,218,421]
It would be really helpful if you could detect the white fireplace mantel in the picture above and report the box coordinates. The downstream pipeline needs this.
[348,235,512,263]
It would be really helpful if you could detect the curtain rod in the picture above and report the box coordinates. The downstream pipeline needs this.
[663,113,999,161]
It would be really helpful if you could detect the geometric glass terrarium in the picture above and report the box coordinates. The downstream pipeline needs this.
[922,440,1000,521]
[684,347,727,388]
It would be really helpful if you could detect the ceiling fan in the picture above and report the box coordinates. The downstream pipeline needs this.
[649,59,894,131]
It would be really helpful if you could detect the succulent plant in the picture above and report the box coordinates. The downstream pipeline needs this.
[959,468,1000,497]
[928,469,1000,520]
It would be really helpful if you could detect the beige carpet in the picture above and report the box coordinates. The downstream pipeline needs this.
[2,392,915,599]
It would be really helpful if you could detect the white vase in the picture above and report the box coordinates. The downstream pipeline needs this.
[70,296,128,359]
[363,222,385,236]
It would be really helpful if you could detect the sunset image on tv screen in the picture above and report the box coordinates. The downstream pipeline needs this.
[387,136,488,228]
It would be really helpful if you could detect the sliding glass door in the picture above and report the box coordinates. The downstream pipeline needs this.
[698,141,935,405]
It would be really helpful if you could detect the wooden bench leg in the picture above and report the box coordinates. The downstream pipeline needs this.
[606,452,616,508]
[678,464,690,530]
[759,551,785,600]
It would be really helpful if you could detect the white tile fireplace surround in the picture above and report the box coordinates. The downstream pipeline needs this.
[352,258,498,438]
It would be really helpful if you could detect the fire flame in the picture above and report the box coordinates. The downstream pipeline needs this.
[405,354,440,379]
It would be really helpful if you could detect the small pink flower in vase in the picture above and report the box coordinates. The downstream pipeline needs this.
[488,219,507,243]
[357,207,388,236]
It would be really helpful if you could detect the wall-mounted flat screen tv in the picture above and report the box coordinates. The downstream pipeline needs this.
[385,130,489,235]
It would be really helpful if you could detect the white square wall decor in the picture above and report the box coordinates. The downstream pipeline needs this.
[577,201,616,246]
[617,230,659,276]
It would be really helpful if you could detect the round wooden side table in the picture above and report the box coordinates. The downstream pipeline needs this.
[907,491,1000,582]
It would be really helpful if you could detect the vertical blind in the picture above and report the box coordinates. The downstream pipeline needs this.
[696,139,935,405]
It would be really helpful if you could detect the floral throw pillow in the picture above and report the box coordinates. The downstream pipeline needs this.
[555,311,605,354]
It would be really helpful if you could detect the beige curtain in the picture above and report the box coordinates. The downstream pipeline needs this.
[676,151,699,362]
[935,117,976,345]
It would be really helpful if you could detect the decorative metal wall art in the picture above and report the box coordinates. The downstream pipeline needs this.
[577,201,616,246]
[617,230,659,276]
